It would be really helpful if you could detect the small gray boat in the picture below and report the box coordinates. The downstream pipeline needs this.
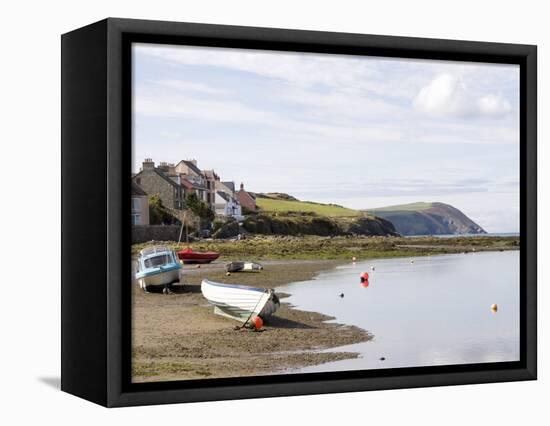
[225,261,263,272]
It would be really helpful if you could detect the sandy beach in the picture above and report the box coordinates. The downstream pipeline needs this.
[132,259,371,382]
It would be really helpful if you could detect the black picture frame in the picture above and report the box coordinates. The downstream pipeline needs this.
[61,17,537,407]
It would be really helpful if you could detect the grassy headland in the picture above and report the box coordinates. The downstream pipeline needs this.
[256,197,361,217]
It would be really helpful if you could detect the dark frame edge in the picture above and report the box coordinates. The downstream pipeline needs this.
[524,45,537,380]
[61,18,110,406]
[109,366,535,407]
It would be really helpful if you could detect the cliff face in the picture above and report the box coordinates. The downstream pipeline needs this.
[242,214,399,237]
[366,202,486,236]
[246,192,399,237]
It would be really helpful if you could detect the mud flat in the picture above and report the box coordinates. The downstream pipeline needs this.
[132,259,371,382]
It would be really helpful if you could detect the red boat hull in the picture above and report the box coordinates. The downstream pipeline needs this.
[177,248,220,264]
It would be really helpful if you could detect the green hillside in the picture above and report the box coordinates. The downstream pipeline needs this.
[256,197,361,218]
[247,193,397,236]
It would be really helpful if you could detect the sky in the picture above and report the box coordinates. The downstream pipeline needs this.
[132,43,520,233]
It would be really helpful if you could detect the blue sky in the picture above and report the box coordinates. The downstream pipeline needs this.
[132,43,520,233]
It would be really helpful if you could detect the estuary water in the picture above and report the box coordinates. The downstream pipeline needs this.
[278,250,520,373]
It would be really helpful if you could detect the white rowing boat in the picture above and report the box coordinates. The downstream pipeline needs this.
[201,279,279,322]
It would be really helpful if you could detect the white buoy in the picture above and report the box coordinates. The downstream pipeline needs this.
[491,303,498,312]
[371,266,375,271]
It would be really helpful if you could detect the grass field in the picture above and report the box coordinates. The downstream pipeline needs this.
[367,202,434,212]
[256,197,360,217]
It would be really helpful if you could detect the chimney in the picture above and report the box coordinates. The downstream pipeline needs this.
[142,158,155,170]
[240,182,244,191]
[187,159,197,166]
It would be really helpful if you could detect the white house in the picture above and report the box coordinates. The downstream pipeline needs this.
[215,191,243,220]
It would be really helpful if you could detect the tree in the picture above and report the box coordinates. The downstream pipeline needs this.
[185,193,214,222]
[149,194,172,224]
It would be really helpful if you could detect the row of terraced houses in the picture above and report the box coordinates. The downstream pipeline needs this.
[131,158,258,225]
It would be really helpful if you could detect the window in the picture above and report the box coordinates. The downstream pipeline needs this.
[132,198,141,212]
[136,178,141,185]
[144,254,172,268]
[132,214,141,225]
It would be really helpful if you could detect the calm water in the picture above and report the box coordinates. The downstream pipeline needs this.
[278,250,519,373]
[408,232,520,238]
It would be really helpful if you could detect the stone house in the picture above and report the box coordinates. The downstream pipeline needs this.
[237,183,258,212]
[202,169,220,209]
[132,159,185,210]
[131,182,150,225]
[174,159,212,206]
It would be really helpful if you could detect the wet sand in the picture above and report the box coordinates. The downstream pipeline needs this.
[132,259,371,382]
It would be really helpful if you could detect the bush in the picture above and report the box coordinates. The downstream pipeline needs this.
[212,218,240,239]
[212,219,225,233]
[149,194,174,225]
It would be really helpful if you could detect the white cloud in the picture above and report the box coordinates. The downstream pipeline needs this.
[414,73,512,118]
[478,94,512,116]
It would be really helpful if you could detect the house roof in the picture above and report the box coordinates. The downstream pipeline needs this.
[131,182,148,196]
[133,168,182,189]
[181,178,207,191]
[180,179,194,190]
[154,169,182,188]
[180,160,203,176]
[216,191,231,202]
[203,169,219,180]
[221,181,235,192]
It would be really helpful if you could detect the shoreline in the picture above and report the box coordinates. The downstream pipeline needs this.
[132,234,519,260]
[132,258,371,383]
[131,239,519,382]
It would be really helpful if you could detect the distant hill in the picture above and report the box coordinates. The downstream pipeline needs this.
[365,202,486,236]
[251,193,398,236]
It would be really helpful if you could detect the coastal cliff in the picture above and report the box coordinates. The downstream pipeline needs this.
[365,202,487,236]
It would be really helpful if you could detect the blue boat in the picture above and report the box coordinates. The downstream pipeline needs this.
[135,246,181,292]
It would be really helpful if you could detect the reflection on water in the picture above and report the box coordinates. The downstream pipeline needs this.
[279,251,519,373]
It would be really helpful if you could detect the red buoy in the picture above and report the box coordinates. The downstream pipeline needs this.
[360,272,370,287]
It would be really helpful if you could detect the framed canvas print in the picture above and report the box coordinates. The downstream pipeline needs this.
[61,18,537,407]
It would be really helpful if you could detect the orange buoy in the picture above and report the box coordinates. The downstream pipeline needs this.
[251,316,264,330]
